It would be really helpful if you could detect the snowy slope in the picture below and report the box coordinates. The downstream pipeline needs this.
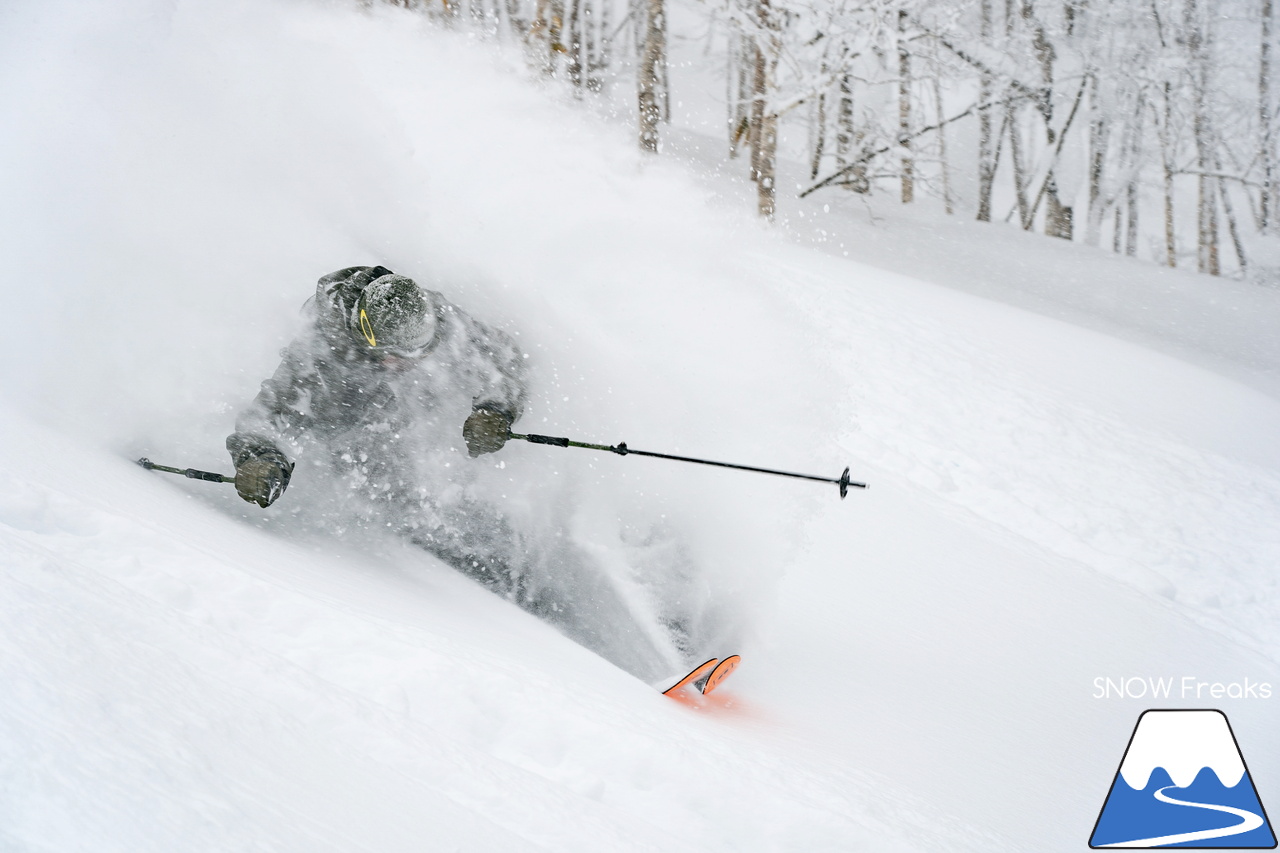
[3,1,1280,851]
[2,412,961,852]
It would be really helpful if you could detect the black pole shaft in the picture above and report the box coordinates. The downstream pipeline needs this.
[508,433,866,497]
[137,457,236,484]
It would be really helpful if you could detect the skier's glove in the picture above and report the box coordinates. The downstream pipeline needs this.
[233,446,294,508]
[463,406,513,457]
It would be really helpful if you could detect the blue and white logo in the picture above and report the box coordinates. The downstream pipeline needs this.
[1090,709,1276,848]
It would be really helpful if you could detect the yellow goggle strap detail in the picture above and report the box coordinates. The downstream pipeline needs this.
[358,308,377,347]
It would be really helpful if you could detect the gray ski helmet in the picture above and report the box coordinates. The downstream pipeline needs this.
[353,274,436,353]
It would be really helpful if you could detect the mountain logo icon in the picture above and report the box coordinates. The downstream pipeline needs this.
[1090,709,1276,848]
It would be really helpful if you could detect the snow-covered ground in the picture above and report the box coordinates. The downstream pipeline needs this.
[3,1,1280,850]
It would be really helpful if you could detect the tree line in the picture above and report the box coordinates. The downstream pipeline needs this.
[371,0,1278,280]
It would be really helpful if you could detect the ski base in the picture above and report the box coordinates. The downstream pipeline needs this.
[701,655,740,696]
[661,655,741,697]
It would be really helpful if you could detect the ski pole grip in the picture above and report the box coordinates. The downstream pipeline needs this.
[185,468,229,483]
[523,433,571,448]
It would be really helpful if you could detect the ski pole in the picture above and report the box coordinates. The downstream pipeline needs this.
[137,457,236,484]
[507,432,867,498]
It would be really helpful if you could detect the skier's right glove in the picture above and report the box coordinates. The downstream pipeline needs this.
[229,440,294,508]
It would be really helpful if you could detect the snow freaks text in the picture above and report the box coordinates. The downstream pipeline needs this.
[1093,677,1274,701]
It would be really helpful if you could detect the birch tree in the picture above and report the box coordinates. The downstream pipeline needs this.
[1261,0,1275,233]
[638,0,668,151]
[375,0,1277,279]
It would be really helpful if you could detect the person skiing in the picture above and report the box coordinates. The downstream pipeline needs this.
[227,263,526,519]
[227,265,722,687]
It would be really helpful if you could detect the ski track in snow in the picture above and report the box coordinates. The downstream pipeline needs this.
[768,253,1280,662]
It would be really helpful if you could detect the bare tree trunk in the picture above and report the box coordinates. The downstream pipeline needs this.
[587,0,608,93]
[932,56,954,214]
[638,0,666,152]
[567,0,583,92]
[1214,142,1248,272]
[977,0,996,221]
[749,27,765,182]
[727,25,751,158]
[1021,0,1071,239]
[657,15,671,123]
[1044,180,1073,239]
[1041,123,1073,241]
[505,0,527,37]
[1009,111,1032,228]
[898,9,914,204]
[1085,74,1108,246]
[758,110,778,219]
[1262,0,1275,233]
[1187,0,1219,274]
[529,0,555,75]
[1199,173,1220,275]
[1219,174,1248,272]
[1125,98,1143,257]
[1125,180,1139,256]
[835,75,852,163]
[810,87,828,180]
[1120,91,1146,257]
[1160,83,1177,267]
[751,0,778,218]
[549,0,566,62]
[1197,176,1220,274]
[834,73,868,192]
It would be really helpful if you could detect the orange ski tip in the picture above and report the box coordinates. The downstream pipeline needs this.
[662,658,719,696]
[701,655,741,696]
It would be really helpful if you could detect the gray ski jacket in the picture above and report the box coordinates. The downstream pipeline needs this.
[228,266,529,487]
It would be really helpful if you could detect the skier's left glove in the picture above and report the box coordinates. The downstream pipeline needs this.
[463,406,513,457]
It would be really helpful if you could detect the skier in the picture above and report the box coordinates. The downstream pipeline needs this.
[227,265,728,689]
